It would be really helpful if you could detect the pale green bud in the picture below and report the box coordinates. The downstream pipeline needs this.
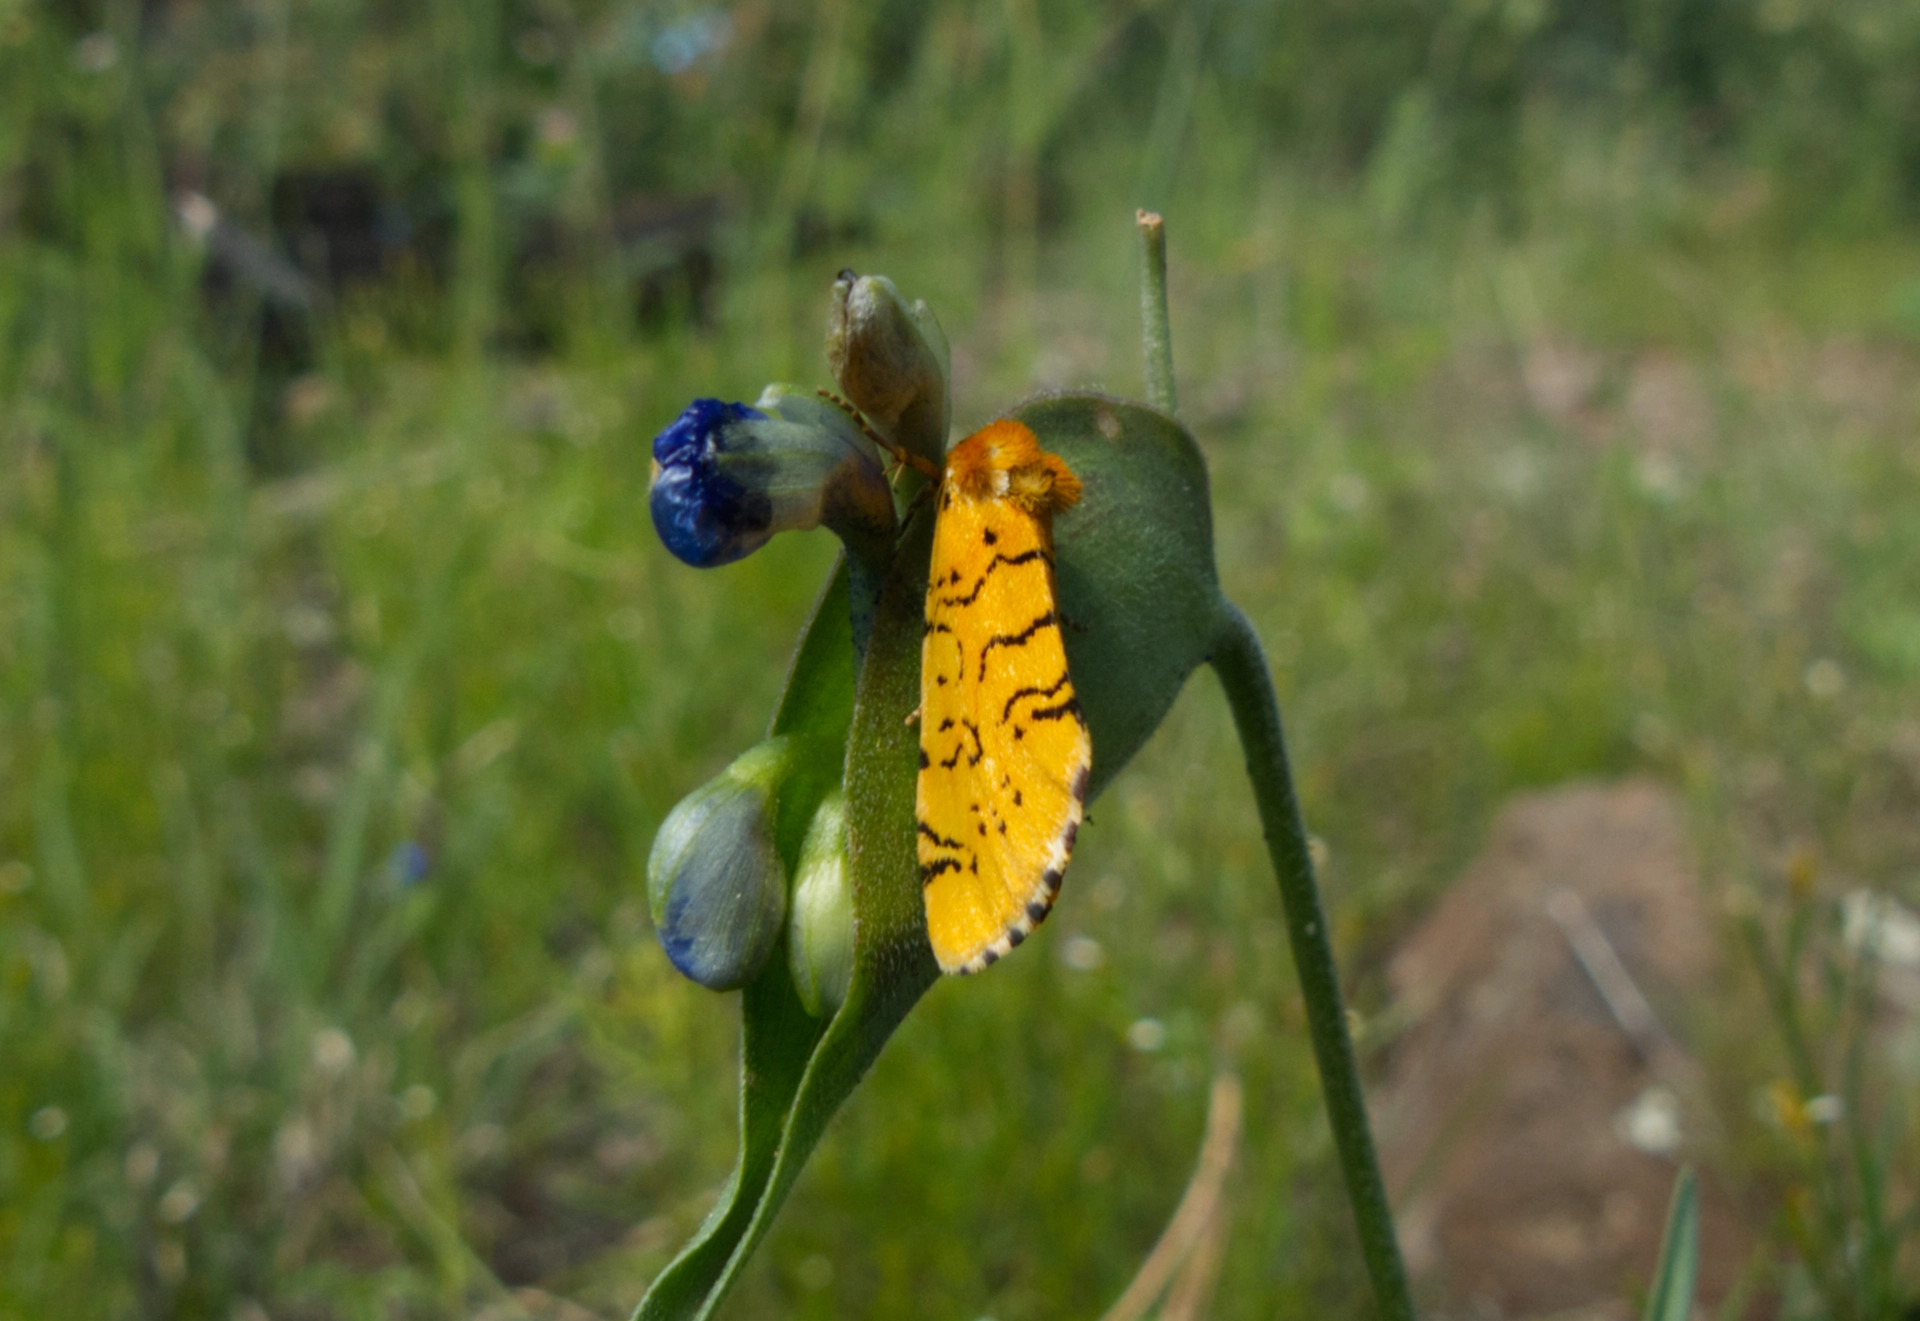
[786,788,854,1017]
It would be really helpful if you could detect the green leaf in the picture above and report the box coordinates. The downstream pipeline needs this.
[1018,393,1223,798]
[1643,1167,1700,1321]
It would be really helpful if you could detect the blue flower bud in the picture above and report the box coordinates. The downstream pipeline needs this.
[649,388,895,569]
[787,788,854,1017]
[647,739,797,990]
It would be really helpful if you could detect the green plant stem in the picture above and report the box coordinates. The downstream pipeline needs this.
[1643,1168,1700,1321]
[1137,210,1176,414]
[1209,601,1414,1321]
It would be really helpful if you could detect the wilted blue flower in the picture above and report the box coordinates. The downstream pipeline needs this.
[649,388,894,569]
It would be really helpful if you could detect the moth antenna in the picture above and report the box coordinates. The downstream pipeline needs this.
[816,388,940,478]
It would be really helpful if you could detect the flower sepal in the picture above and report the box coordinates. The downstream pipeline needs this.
[825,272,951,469]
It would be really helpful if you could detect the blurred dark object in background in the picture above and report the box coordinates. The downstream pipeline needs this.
[268,168,428,296]
[508,190,724,352]
[612,191,722,330]
[173,162,724,468]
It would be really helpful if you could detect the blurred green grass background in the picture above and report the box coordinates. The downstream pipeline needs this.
[3,0,1919,1316]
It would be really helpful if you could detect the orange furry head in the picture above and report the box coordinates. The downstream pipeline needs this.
[943,419,1082,513]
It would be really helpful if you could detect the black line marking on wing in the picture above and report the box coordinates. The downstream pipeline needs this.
[1027,695,1082,724]
[934,549,1050,609]
[933,718,983,768]
[999,672,1071,723]
[918,823,964,851]
[977,610,1058,681]
[920,857,964,884]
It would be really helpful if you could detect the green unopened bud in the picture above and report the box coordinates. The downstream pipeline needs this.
[1016,394,1225,802]
[787,788,854,1017]
[648,738,797,991]
[825,272,951,468]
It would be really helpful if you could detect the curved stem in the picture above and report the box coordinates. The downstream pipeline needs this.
[1209,601,1415,1321]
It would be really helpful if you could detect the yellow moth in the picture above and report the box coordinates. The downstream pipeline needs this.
[916,419,1090,973]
